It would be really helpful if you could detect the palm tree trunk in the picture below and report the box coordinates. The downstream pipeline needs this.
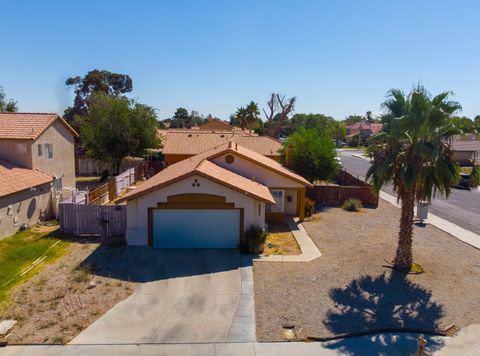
[393,189,415,271]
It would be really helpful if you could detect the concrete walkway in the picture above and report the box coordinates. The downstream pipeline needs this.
[380,191,480,250]
[71,249,256,344]
[253,217,321,262]
[3,325,480,355]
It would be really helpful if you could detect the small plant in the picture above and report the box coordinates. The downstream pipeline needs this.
[342,198,363,212]
[244,225,268,254]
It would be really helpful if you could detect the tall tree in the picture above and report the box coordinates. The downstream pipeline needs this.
[0,87,18,112]
[263,93,296,138]
[64,69,133,124]
[233,101,261,130]
[367,86,478,272]
[169,107,205,128]
[343,114,365,126]
[79,93,159,174]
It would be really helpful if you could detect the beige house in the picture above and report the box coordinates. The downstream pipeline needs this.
[118,142,312,248]
[0,113,78,188]
[0,158,53,239]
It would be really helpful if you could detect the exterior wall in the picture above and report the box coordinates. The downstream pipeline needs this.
[164,154,194,165]
[455,151,475,165]
[211,153,304,188]
[0,139,32,168]
[125,174,264,246]
[284,188,298,215]
[32,121,76,187]
[0,183,52,240]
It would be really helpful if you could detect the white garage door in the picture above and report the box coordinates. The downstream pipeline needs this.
[152,209,240,248]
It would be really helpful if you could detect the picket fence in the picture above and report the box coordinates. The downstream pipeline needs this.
[59,203,127,237]
[114,168,136,196]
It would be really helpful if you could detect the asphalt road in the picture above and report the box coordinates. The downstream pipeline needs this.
[338,150,480,235]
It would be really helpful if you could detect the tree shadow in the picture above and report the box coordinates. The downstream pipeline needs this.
[322,272,446,355]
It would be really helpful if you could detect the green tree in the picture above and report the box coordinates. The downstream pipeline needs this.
[0,87,18,112]
[170,107,190,128]
[64,69,133,126]
[79,94,159,174]
[449,116,475,134]
[367,86,478,272]
[232,101,261,130]
[282,127,340,182]
[343,114,364,126]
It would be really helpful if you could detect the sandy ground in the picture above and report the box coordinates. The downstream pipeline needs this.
[254,199,480,341]
[2,241,135,344]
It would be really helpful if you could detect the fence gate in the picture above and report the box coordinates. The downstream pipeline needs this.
[59,203,127,237]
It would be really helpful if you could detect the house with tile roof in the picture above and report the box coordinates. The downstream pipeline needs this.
[0,113,78,239]
[161,129,282,165]
[0,158,53,239]
[0,113,78,188]
[345,122,383,143]
[118,142,312,248]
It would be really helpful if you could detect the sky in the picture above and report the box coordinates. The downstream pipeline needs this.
[1,0,479,121]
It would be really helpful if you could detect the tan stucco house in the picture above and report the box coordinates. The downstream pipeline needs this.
[118,142,312,248]
[0,113,78,188]
[0,158,53,239]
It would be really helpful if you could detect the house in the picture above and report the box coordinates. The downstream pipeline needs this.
[161,129,282,164]
[0,158,53,239]
[345,122,383,143]
[451,138,480,166]
[0,113,78,188]
[118,142,312,248]
[199,117,235,131]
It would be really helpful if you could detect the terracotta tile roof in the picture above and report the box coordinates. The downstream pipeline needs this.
[0,158,52,197]
[118,142,312,203]
[117,148,275,204]
[199,119,234,131]
[162,130,281,157]
[0,113,78,140]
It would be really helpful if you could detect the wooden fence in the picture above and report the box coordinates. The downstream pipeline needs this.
[88,181,114,205]
[59,203,127,237]
[307,170,379,207]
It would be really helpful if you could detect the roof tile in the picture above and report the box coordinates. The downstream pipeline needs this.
[0,158,53,197]
[0,113,78,140]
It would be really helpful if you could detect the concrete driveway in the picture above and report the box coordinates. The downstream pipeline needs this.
[71,249,255,344]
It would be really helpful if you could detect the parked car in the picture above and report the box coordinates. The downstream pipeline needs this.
[456,173,470,189]
[334,139,346,147]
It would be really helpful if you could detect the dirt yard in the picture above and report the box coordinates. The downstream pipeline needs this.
[254,199,480,342]
[1,240,135,344]
[264,221,301,255]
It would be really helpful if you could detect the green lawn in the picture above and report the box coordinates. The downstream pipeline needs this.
[0,225,69,308]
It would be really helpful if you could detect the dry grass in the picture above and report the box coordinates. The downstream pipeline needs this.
[254,200,480,342]
[1,241,135,344]
[264,221,301,255]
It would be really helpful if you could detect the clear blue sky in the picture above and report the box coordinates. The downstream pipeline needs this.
[1,0,479,120]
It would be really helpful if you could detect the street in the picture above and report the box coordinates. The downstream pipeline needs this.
[338,150,480,235]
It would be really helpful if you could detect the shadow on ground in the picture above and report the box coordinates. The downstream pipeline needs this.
[322,271,445,355]
[78,246,249,283]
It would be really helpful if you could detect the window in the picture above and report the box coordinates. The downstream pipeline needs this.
[37,144,42,157]
[45,143,53,160]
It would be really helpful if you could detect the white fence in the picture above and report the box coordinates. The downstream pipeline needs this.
[60,188,88,204]
[115,168,136,196]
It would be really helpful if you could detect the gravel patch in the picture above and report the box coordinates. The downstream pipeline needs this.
[254,199,480,341]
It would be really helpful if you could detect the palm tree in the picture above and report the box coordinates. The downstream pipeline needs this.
[245,101,260,129]
[367,85,477,272]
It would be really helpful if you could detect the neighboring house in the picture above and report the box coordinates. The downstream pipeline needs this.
[0,158,53,239]
[345,122,383,143]
[162,130,282,164]
[199,118,235,131]
[118,142,312,248]
[451,139,480,166]
[0,113,78,188]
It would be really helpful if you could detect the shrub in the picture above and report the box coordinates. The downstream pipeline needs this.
[342,198,363,212]
[243,225,267,254]
[100,169,110,181]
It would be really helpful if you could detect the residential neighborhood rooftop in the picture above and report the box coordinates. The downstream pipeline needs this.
[162,130,282,157]
[0,158,53,197]
[0,112,78,140]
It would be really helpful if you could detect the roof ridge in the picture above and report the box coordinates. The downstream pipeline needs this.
[0,112,58,115]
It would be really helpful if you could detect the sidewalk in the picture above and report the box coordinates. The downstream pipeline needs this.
[2,324,480,355]
[379,191,480,250]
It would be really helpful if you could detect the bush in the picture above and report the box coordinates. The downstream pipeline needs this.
[342,198,363,212]
[100,169,110,181]
[243,225,267,254]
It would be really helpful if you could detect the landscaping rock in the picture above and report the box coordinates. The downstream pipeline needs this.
[0,320,16,335]
[87,281,96,289]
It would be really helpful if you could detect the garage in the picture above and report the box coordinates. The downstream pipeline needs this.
[152,209,240,248]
